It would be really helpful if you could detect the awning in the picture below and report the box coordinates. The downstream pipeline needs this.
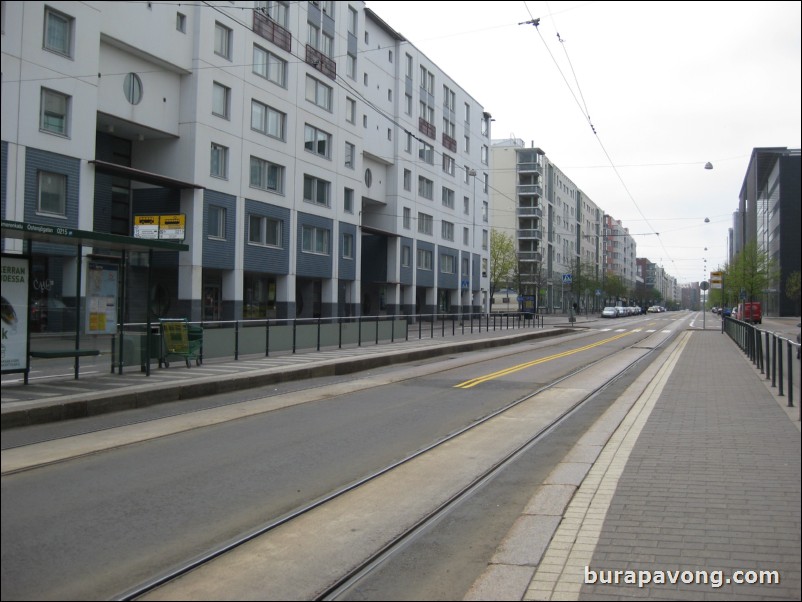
[89,160,204,190]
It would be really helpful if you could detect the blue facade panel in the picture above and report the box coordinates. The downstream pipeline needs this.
[243,198,291,274]
[438,244,459,289]
[296,212,333,279]
[203,190,236,270]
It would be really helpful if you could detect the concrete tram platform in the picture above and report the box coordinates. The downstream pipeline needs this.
[467,328,800,601]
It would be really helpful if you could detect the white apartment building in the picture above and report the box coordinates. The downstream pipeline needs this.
[490,139,602,313]
[1,1,491,329]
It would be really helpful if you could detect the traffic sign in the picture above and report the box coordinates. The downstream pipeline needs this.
[562,274,572,284]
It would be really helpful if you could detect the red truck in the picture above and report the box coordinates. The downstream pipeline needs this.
[735,302,762,324]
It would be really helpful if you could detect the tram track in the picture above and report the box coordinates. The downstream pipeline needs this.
[115,323,684,601]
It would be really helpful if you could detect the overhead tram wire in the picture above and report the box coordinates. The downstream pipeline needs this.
[520,2,679,274]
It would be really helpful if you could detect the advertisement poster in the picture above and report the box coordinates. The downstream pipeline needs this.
[86,262,119,335]
[1,256,30,373]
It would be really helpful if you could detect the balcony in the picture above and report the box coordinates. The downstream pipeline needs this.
[517,184,543,197]
[419,118,436,140]
[305,45,336,81]
[253,11,291,52]
[517,229,542,240]
[517,161,544,176]
[517,206,542,218]
[442,133,457,152]
[518,251,543,262]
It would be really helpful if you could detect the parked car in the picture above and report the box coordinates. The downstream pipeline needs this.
[721,307,733,318]
[601,306,617,318]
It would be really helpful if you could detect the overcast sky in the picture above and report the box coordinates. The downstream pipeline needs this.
[367,1,802,284]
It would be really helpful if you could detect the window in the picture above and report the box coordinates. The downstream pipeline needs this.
[346,53,356,79]
[464,196,470,215]
[403,207,411,229]
[443,85,455,111]
[253,45,287,87]
[306,75,332,111]
[344,188,354,214]
[464,135,470,154]
[402,245,411,267]
[417,212,433,235]
[418,142,433,164]
[442,154,455,176]
[214,22,232,60]
[344,142,355,169]
[251,100,285,140]
[44,6,73,57]
[250,156,284,193]
[249,214,282,247]
[176,12,186,33]
[302,226,330,255]
[443,118,455,139]
[212,82,230,119]
[346,97,356,123]
[348,6,358,36]
[40,88,70,136]
[440,254,455,274]
[420,66,434,94]
[464,102,471,124]
[37,171,66,216]
[462,257,469,276]
[342,233,354,259]
[442,187,455,209]
[483,201,489,222]
[418,176,433,200]
[403,169,411,191]
[405,132,412,154]
[405,93,412,116]
[481,145,489,165]
[442,220,454,241]
[405,54,413,79]
[123,73,143,105]
[208,205,226,239]
[463,227,469,245]
[482,229,489,250]
[417,248,433,270]
[210,143,228,179]
[303,175,330,207]
[258,1,288,27]
[304,124,331,158]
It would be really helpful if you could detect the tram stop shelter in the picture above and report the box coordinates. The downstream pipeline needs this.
[1,220,188,382]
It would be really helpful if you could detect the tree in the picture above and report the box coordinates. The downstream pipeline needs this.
[729,241,780,303]
[489,230,517,302]
[786,271,801,315]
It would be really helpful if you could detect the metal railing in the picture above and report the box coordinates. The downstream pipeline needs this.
[110,311,546,376]
[723,317,800,419]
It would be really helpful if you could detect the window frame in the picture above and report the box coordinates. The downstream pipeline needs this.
[301,225,330,255]
[304,124,332,159]
[37,171,67,217]
[417,212,433,236]
[43,6,73,57]
[210,143,229,179]
[212,81,231,119]
[249,156,284,194]
[248,214,282,248]
[303,175,331,207]
[40,87,70,137]
[253,44,287,87]
[305,75,333,112]
[251,99,286,140]
[208,205,227,240]
[214,22,232,60]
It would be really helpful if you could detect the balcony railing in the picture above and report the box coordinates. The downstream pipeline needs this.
[517,206,542,218]
[518,251,543,262]
[253,11,292,52]
[517,161,544,176]
[517,184,543,197]
[517,229,542,240]
[305,44,337,80]
[419,118,436,140]
[442,133,457,152]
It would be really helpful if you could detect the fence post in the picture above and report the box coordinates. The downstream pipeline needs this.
[765,332,771,381]
[265,319,270,357]
[235,320,240,361]
[787,340,794,408]
[376,316,380,345]
[778,338,784,397]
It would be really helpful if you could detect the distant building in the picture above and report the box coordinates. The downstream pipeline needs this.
[737,147,801,316]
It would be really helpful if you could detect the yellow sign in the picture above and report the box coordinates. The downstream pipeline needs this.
[710,271,723,289]
[134,214,186,241]
[159,214,186,240]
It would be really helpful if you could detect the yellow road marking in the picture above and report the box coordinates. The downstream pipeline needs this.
[454,331,634,389]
